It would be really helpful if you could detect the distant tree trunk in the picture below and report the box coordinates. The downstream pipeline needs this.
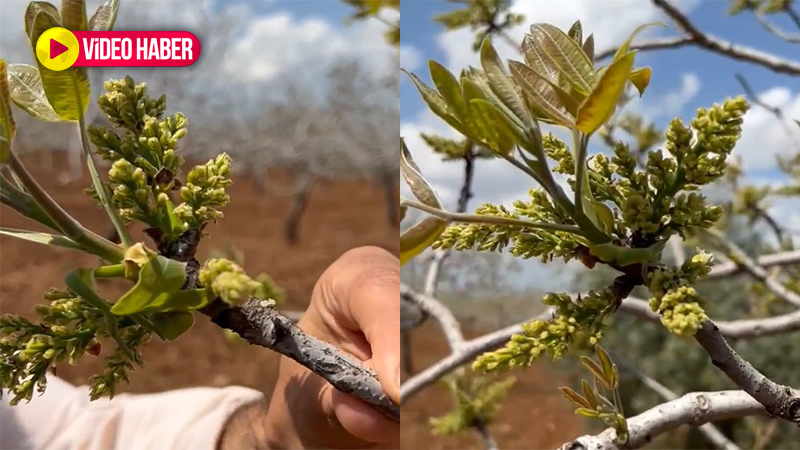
[284,173,315,244]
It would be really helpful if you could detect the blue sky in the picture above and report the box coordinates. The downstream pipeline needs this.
[399,0,800,290]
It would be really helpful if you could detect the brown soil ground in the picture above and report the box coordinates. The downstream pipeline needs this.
[0,151,582,449]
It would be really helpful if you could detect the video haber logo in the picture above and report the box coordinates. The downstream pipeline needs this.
[36,28,201,71]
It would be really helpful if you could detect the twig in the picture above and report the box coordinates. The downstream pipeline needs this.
[596,0,800,76]
[735,73,800,158]
[617,361,741,450]
[161,231,399,421]
[708,249,800,278]
[401,283,465,350]
[559,390,769,449]
[755,13,800,43]
[693,320,800,425]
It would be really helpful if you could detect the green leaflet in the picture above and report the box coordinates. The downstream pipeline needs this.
[576,52,635,135]
[0,227,84,252]
[590,201,616,235]
[479,39,531,129]
[629,67,652,97]
[151,311,194,341]
[528,23,595,95]
[27,5,91,121]
[7,64,62,122]
[429,60,470,124]
[61,0,87,31]
[588,239,667,267]
[400,216,447,265]
[567,20,582,44]
[66,268,135,360]
[582,34,595,63]
[111,255,187,315]
[403,69,466,135]
[468,99,515,155]
[89,0,119,31]
[0,61,15,163]
[401,139,442,209]
[508,60,576,127]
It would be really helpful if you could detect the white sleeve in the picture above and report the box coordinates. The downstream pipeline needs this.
[0,376,265,450]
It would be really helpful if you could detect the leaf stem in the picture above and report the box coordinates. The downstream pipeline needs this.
[6,150,123,262]
[402,199,586,235]
[77,113,132,247]
[94,264,125,278]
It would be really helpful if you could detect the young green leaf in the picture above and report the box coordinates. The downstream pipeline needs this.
[629,67,652,97]
[479,39,531,128]
[568,20,583,43]
[400,216,447,265]
[588,239,667,267]
[575,408,600,418]
[429,60,470,123]
[403,69,466,135]
[111,255,187,315]
[25,2,60,39]
[468,98,515,155]
[150,311,194,341]
[61,0,88,31]
[581,356,613,390]
[88,0,119,31]
[0,60,15,163]
[66,268,135,360]
[509,60,576,127]
[27,5,91,121]
[136,289,211,314]
[583,34,595,63]
[0,227,84,252]
[581,379,598,409]
[595,345,617,387]
[6,64,62,122]
[576,51,635,135]
[528,23,595,94]
[591,200,616,235]
[401,139,442,209]
[559,386,591,409]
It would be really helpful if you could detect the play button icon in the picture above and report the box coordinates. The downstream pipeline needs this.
[35,27,79,71]
[50,38,69,59]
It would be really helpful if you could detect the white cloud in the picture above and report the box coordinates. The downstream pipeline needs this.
[400,45,423,71]
[737,87,800,172]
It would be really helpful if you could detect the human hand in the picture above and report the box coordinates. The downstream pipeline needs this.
[262,246,400,449]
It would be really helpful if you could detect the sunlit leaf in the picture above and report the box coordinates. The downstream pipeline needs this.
[629,67,652,97]
[0,61,15,163]
[25,2,60,39]
[469,98,515,155]
[581,379,598,409]
[568,20,582,43]
[509,60,576,127]
[401,139,441,208]
[559,386,591,409]
[151,311,194,341]
[583,34,595,63]
[111,255,187,315]
[576,52,635,134]
[61,0,87,31]
[137,289,210,314]
[88,0,120,31]
[404,69,465,135]
[591,200,616,235]
[595,344,618,389]
[0,227,84,251]
[479,39,530,127]
[27,5,90,121]
[575,408,599,418]
[613,23,666,62]
[429,60,470,123]
[528,23,595,94]
[6,64,62,122]
[581,356,612,389]
[588,239,667,267]
[400,216,446,265]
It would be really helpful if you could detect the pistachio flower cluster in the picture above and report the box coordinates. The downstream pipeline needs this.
[429,368,516,435]
[89,76,233,240]
[434,192,580,263]
[174,154,233,228]
[647,252,714,336]
[473,288,616,372]
[199,258,264,305]
[0,288,147,404]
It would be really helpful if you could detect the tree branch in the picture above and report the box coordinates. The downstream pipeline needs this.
[401,283,465,350]
[559,390,769,449]
[596,0,800,76]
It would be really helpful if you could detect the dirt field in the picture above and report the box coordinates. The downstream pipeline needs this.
[0,151,582,449]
